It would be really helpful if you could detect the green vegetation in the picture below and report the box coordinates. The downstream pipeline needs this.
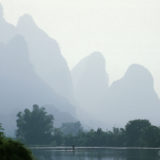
[60,121,83,136]
[61,119,160,147]
[16,104,54,145]
[1,105,160,159]
[0,124,34,160]
[15,105,160,147]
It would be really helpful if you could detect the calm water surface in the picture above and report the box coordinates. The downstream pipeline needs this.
[32,148,160,160]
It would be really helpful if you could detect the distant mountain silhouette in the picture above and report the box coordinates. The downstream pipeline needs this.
[73,54,160,128]
[105,64,160,127]
[17,14,74,102]
[0,35,75,135]
[0,4,76,135]
[0,3,160,131]
[72,52,109,126]
[0,4,16,42]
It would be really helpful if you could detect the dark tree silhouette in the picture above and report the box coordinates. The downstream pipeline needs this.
[0,123,34,160]
[16,104,54,145]
[125,119,152,146]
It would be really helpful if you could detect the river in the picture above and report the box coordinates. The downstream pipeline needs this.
[31,147,160,160]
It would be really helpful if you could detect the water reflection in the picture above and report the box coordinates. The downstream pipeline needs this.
[126,150,160,160]
[32,148,160,160]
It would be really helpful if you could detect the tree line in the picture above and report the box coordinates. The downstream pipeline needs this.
[1,104,160,159]
[15,105,160,147]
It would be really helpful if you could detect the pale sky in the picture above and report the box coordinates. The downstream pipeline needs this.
[1,0,160,95]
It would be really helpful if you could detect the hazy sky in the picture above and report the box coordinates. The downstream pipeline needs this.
[1,0,160,95]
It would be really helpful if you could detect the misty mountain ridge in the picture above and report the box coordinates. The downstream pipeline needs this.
[0,35,75,135]
[0,35,74,111]
[0,4,76,135]
[106,64,160,126]
[72,53,160,128]
[0,3,160,131]
[0,5,16,43]
[17,14,74,103]
[0,4,74,103]
[72,52,109,126]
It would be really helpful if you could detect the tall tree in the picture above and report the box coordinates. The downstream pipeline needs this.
[16,104,54,145]
[125,119,152,146]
